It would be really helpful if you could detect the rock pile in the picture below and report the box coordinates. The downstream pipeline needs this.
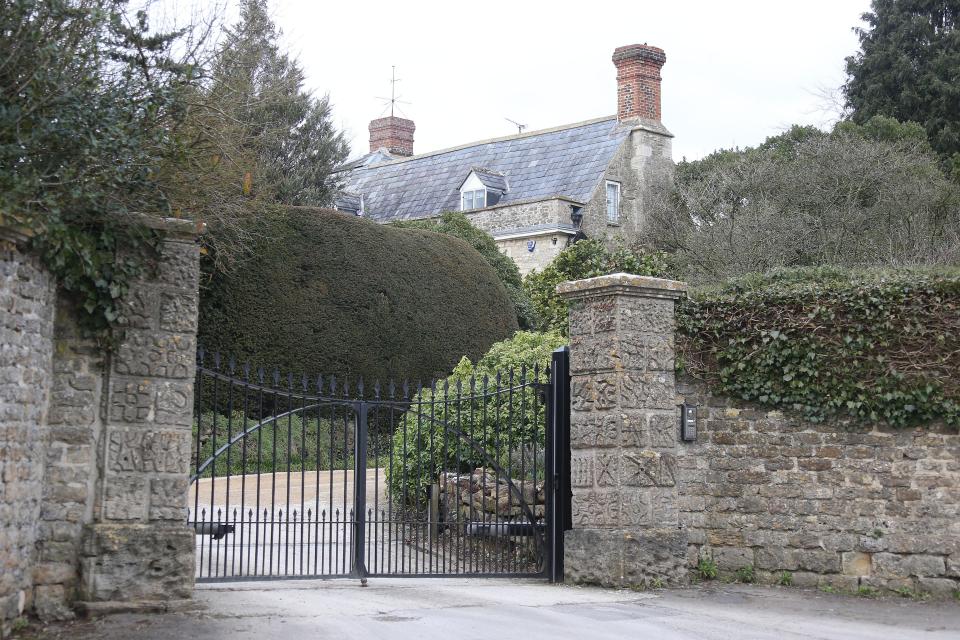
[438,468,544,521]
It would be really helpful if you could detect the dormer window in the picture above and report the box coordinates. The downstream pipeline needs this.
[462,189,486,210]
[459,168,508,212]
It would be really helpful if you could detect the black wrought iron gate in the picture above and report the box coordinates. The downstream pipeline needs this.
[188,348,570,583]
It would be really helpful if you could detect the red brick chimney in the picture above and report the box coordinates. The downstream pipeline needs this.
[612,44,666,122]
[369,116,415,156]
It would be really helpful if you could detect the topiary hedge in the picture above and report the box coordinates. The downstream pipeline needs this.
[394,212,539,329]
[198,208,519,384]
[677,267,960,428]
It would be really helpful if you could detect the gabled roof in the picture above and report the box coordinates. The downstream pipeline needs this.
[464,168,508,193]
[339,116,631,223]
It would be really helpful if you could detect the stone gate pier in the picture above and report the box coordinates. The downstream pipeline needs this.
[558,273,688,588]
[0,219,200,635]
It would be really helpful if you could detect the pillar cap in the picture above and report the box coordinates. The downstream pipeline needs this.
[556,272,687,300]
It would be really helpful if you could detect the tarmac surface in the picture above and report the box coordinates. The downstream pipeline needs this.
[19,579,960,640]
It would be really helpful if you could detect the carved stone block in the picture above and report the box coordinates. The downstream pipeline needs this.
[156,240,200,291]
[623,450,677,487]
[571,375,618,411]
[571,455,594,487]
[590,296,617,333]
[159,290,198,333]
[619,372,676,410]
[113,332,195,379]
[570,410,619,449]
[618,297,675,335]
[569,333,617,374]
[595,453,618,487]
[122,288,158,331]
[571,490,621,528]
[106,428,191,474]
[103,477,148,521]
[108,378,192,426]
[621,491,652,527]
[149,478,189,521]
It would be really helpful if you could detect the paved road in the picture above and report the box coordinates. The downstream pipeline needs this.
[23,580,960,640]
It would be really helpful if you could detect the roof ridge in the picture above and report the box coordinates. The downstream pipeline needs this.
[360,114,620,168]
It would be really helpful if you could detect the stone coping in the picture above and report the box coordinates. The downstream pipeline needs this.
[135,214,204,239]
[556,272,687,300]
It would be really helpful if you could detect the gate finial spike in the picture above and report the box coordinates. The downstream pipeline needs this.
[469,374,476,392]
[301,373,308,391]
[402,380,410,399]
[317,374,324,393]
[258,367,265,384]
[243,362,251,379]
[287,371,294,389]
[358,377,364,398]
[373,380,381,399]
[198,346,205,365]
[228,355,236,375]
[273,368,280,387]
[388,380,395,399]
[214,351,221,370]
[330,374,337,395]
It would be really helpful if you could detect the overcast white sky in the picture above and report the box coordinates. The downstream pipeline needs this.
[215,0,873,161]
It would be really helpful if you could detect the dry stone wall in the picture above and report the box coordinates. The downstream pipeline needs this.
[676,378,960,597]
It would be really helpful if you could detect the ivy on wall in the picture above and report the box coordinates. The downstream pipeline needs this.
[676,267,960,428]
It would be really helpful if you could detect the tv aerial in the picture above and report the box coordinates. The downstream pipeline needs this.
[505,117,527,135]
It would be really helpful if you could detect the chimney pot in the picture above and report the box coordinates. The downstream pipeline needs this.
[369,116,415,156]
[612,44,666,122]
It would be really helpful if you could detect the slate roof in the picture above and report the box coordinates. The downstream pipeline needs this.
[339,116,630,223]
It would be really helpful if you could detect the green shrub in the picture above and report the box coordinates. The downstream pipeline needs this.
[199,208,519,386]
[523,239,672,335]
[678,267,960,428]
[394,212,539,329]
[386,330,567,504]
[778,571,793,586]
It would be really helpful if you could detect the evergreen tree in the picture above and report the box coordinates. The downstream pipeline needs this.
[161,0,350,270]
[208,0,348,205]
[843,1,960,173]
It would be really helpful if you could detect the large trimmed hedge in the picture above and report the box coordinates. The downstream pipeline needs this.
[394,212,539,329]
[199,208,519,383]
[677,267,960,428]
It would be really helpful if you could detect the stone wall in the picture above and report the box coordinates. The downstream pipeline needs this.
[0,232,56,636]
[465,197,573,234]
[676,378,960,597]
[496,233,569,276]
[0,221,200,636]
[560,271,960,597]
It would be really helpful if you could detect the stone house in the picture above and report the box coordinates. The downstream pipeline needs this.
[335,44,674,275]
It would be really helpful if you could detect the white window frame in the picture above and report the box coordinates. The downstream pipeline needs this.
[461,188,486,211]
[605,180,621,224]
